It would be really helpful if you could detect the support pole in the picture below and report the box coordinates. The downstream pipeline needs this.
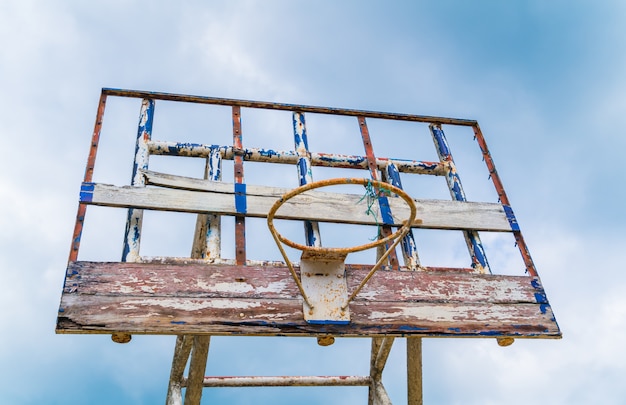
[166,336,193,405]
[184,336,211,405]
[407,337,423,405]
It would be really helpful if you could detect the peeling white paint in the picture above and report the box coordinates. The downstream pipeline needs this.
[256,280,290,294]
[124,298,262,311]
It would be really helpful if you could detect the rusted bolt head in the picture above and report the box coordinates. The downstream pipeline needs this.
[111,332,132,344]
[317,336,335,346]
[497,337,515,347]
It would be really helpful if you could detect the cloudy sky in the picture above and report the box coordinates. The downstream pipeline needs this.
[1,1,625,404]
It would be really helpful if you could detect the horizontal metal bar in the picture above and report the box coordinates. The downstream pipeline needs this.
[183,375,371,387]
[147,141,448,175]
[102,88,478,126]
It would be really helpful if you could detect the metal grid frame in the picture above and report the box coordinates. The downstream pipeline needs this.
[58,88,560,405]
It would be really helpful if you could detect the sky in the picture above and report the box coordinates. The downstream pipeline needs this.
[1,0,625,404]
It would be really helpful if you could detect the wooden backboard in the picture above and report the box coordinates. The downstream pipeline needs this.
[56,88,560,340]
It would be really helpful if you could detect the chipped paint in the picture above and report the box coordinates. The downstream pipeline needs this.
[292,111,322,248]
[430,123,491,274]
[122,99,154,263]
[358,116,399,268]
[60,89,560,347]
[384,162,420,269]
[123,298,263,311]
[147,140,446,175]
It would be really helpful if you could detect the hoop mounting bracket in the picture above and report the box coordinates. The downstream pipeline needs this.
[300,252,349,324]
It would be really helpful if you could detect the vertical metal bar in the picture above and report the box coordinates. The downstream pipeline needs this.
[293,112,322,247]
[368,338,383,405]
[184,335,211,405]
[191,148,222,259]
[358,116,399,268]
[368,238,395,405]
[122,99,155,262]
[429,123,491,274]
[383,162,420,270]
[166,335,194,405]
[372,381,393,405]
[407,337,423,405]
[371,337,395,381]
[232,106,246,265]
[472,124,537,277]
[168,150,223,404]
[69,91,107,263]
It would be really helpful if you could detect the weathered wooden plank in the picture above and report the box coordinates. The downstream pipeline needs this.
[79,178,513,232]
[56,262,560,338]
[61,261,546,304]
[56,294,559,337]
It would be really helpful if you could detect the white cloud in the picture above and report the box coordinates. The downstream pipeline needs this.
[1,1,625,404]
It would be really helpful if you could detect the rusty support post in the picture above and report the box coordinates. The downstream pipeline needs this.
[183,336,211,405]
[371,337,395,381]
[372,380,393,405]
[430,123,490,274]
[166,335,194,405]
[122,98,155,262]
[368,338,383,405]
[69,91,107,263]
[358,116,399,269]
[167,149,223,404]
[407,337,423,405]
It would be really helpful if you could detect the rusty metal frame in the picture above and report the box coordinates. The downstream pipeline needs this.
[60,88,560,405]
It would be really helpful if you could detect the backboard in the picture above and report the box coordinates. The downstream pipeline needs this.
[56,88,561,341]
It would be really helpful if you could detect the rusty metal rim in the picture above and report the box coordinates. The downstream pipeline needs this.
[267,177,417,255]
[267,178,417,309]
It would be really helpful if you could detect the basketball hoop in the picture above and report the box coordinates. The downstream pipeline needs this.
[267,177,417,323]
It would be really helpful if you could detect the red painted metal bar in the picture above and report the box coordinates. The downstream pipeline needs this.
[194,375,371,387]
[472,124,538,277]
[68,92,107,263]
[233,106,246,265]
[358,116,399,269]
[102,88,478,126]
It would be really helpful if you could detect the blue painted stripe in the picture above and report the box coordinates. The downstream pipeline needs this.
[297,158,308,186]
[431,125,451,157]
[306,320,351,325]
[386,162,419,266]
[471,238,488,269]
[502,205,520,231]
[79,182,95,202]
[234,183,247,214]
[378,195,394,225]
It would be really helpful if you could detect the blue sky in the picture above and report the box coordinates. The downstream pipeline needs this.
[1,1,625,404]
